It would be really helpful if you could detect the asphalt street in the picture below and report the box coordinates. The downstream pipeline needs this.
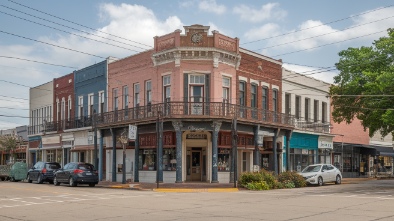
[1,179,394,221]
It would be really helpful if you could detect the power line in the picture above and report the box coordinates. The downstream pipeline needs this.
[241,4,393,45]
[5,0,152,49]
[271,30,387,57]
[0,56,77,68]
[0,107,29,110]
[0,30,105,59]
[254,15,394,51]
[0,10,140,52]
[0,95,28,100]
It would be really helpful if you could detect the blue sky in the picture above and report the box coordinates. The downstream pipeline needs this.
[0,0,393,129]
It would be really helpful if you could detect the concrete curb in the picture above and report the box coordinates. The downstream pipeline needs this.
[153,188,239,193]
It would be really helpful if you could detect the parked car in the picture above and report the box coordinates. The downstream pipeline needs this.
[53,162,98,187]
[299,164,342,186]
[9,162,28,182]
[27,162,61,184]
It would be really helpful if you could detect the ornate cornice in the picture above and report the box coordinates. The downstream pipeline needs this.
[152,47,241,69]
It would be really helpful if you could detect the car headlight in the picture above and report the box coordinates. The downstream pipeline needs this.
[305,174,317,179]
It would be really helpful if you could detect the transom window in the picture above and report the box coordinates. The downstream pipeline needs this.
[190,75,205,84]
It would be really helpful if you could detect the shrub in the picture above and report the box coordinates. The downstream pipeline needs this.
[283,181,295,189]
[239,172,263,187]
[278,171,307,188]
[260,169,277,189]
[246,181,270,190]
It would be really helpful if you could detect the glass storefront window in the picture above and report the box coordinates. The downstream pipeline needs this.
[163,148,176,171]
[139,149,156,171]
[290,148,315,172]
[218,148,231,171]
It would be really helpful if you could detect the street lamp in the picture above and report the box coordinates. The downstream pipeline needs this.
[118,129,128,184]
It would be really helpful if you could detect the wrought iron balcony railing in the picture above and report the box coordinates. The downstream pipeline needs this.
[96,102,295,128]
[28,116,93,135]
[294,118,330,133]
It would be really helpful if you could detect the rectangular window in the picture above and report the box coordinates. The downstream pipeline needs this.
[78,96,83,118]
[134,84,140,107]
[190,75,205,84]
[285,93,291,115]
[222,77,230,103]
[68,97,71,120]
[146,81,152,105]
[239,81,246,106]
[251,84,257,108]
[272,89,278,112]
[113,89,118,111]
[61,99,65,120]
[123,86,129,109]
[322,102,327,123]
[262,86,268,110]
[295,96,301,119]
[89,94,94,116]
[314,100,319,122]
[56,100,60,122]
[99,91,104,114]
[305,98,310,121]
[163,76,171,102]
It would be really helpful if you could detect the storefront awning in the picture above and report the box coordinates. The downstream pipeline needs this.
[71,145,94,151]
[378,152,394,157]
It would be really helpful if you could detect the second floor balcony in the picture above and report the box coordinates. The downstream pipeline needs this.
[96,102,295,129]
[28,116,93,135]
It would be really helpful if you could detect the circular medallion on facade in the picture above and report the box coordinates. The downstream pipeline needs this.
[191,33,203,43]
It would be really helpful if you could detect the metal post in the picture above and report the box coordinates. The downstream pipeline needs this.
[232,117,238,188]
[111,128,116,182]
[99,130,103,181]
[156,116,159,188]
[134,130,139,182]
[93,111,98,170]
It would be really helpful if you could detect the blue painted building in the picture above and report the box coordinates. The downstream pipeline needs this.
[288,132,319,172]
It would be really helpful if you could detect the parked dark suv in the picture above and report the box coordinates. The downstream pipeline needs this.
[53,162,98,187]
[27,162,61,184]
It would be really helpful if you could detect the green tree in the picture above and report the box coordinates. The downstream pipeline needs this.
[0,135,19,162]
[330,28,394,137]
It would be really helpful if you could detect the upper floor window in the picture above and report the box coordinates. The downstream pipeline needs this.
[295,95,301,119]
[78,96,83,118]
[146,81,152,105]
[222,77,230,103]
[163,76,171,102]
[113,89,118,111]
[262,86,268,110]
[123,86,129,109]
[314,100,319,122]
[239,81,246,106]
[88,94,94,116]
[322,102,327,123]
[190,75,205,84]
[272,89,278,112]
[61,98,65,120]
[68,96,71,120]
[285,93,291,115]
[305,98,310,121]
[251,84,257,108]
[56,99,60,121]
[99,91,104,114]
[134,83,140,107]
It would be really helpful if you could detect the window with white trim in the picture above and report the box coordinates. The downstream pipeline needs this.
[78,96,83,118]
[123,86,129,109]
[89,94,94,116]
[222,77,230,103]
[68,96,71,120]
[113,89,118,111]
[146,81,152,106]
[99,91,104,114]
[134,83,140,107]
[163,75,171,102]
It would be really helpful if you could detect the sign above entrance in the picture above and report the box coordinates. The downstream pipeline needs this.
[186,133,207,139]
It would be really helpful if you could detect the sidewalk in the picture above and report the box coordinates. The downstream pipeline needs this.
[97,177,378,192]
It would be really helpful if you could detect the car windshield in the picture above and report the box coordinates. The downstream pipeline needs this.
[302,165,321,173]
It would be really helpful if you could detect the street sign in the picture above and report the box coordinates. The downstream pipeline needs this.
[128,125,137,140]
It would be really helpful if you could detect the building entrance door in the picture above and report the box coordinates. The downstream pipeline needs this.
[190,151,201,181]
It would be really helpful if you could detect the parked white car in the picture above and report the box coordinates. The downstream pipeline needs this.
[300,164,342,186]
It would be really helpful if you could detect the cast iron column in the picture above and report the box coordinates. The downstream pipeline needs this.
[211,121,222,183]
[111,128,117,182]
[158,115,163,182]
[253,125,260,168]
[273,129,279,174]
[172,121,183,183]
[134,130,139,182]
[99,129,103,181]
[286,130,292,171]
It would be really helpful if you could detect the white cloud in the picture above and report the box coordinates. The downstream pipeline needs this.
[179,1,195,8]
[233,3,287,23]
[243,7,394,55]
[199,0,226,15]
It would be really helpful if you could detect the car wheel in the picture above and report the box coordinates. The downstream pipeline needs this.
[37,174,43,184]
[335,175,341,185]
[89,183,95,187]
[27,174,32,183]
[54,176,60,186]
[318,177,323,186]
[69,177,77,187]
